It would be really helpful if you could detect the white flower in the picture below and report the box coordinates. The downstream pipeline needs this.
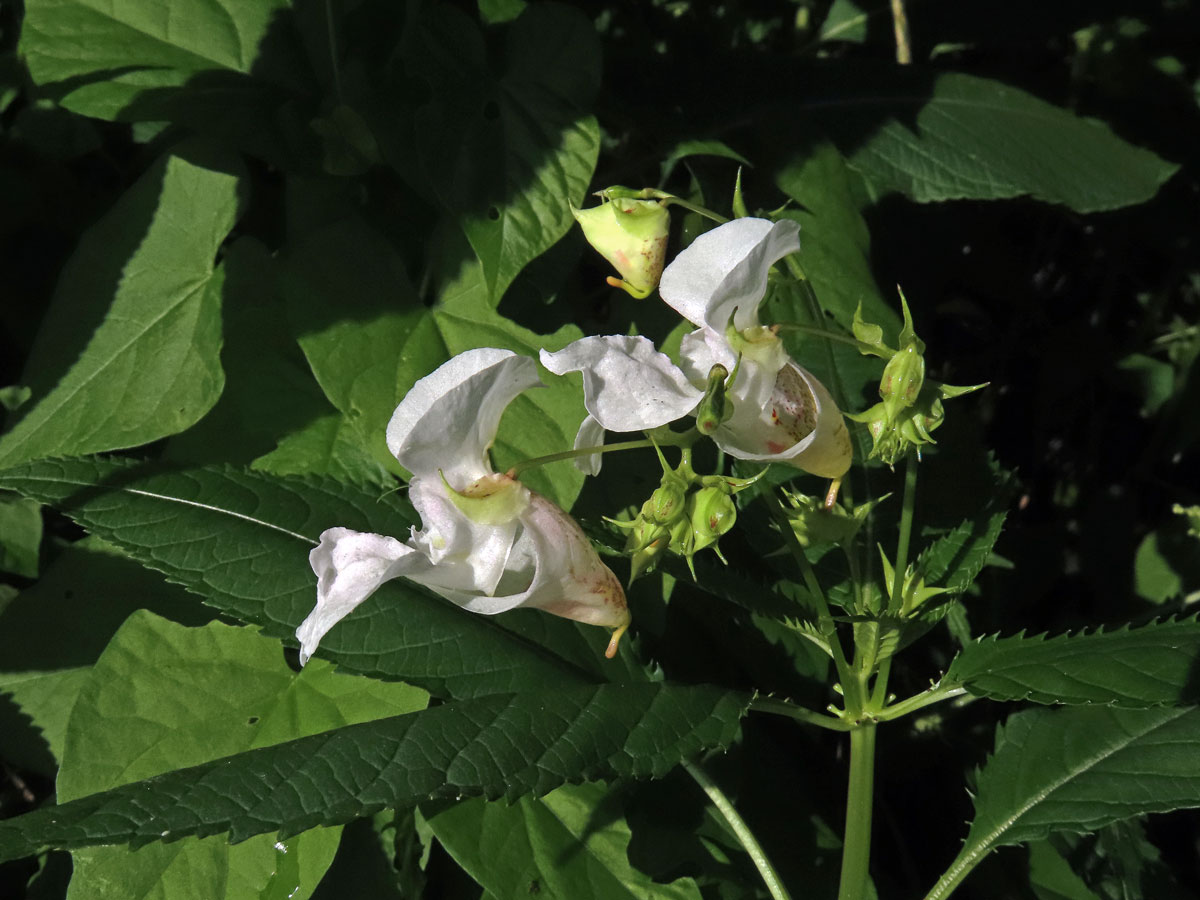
[296,348,630,665]
[541,218,852,478]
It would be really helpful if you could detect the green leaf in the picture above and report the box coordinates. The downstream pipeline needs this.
[410,3,600,303]
[0,536,209,774]
[769,144,895,450]
[58,611,427,900]
[0,683,748,863]
[0,151,242,468]
[917,500,1009,595]
[0,457,600,699]
[819,72,1177,212]
[0,668,91,776]
[926,706,1200,899]
[0,492,41,577]
[286,215,588,509]
[19,0,308,160]
[775,143,897,334]
[1028,840,1103,900]
[251,413,392,487]
[947,618,1200,708]
[427,782,702,900]
[818,0,871,43]
[284,219,450,476]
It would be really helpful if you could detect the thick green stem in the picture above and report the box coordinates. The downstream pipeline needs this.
[887,448,919,616]
[749,697,853,732]
[837,725,877,900]
[683,760,793,900]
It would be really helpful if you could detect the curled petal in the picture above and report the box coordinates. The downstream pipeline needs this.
[659,218,800,334]
[714,362,852,478]
[408,475,520,597]
[386,348,542,484]
[541,336,701,433]
[572,414,605,476]
[297,527,431,664]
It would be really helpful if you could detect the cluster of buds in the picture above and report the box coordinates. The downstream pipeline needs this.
[571,186,671,298]
[847,291,986,466]
[612,447,765,581]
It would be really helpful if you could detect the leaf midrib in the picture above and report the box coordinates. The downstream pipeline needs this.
[935,707,1191,894]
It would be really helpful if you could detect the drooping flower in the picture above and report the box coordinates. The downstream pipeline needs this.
[295,348,630,664]
[541,217,852,478]
[572,188,671,298]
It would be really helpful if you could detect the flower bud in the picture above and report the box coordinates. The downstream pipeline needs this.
[687,486,737,555]
[644,480,687,525]
[695,364,733,435]
[880,344,926,426]
[572,189,670,299]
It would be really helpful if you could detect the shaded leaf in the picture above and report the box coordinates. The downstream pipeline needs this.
[0,151,241,468]
[0,683,748,863]
[813,71,1177,212]
[0,493,41,577]
[926,706,1200,899]
[410,3,600,302]
[427,781,702,900]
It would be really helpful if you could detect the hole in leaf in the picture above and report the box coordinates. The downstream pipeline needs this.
[488,207,500,221]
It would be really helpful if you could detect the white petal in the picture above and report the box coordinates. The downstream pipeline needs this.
[297,527,430,665]
[540,336,701,433]
[678,327,737,386]
[714,361,852,477]
[572,414,605,476]
[659,218,800,334]
[519,493,630,628]
[408,475,520,596]
[386,348,542,483]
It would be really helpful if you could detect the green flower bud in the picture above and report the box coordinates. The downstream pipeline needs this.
[572,189,670,299]
[644,478,685,524]
[688,486,738,555]
[695,364,733,435]
[880,344,926,425]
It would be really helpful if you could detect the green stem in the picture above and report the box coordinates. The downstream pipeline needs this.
[887,448,919,616]
[874,682,967,722]
[506,433,693,477]
[768,494,857,709]
[645,191,730,224]
[774,323,885,357]
[683,760,793,900]
[749,697,853,732]
[324,0,344,103]
[836,725,877,900]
